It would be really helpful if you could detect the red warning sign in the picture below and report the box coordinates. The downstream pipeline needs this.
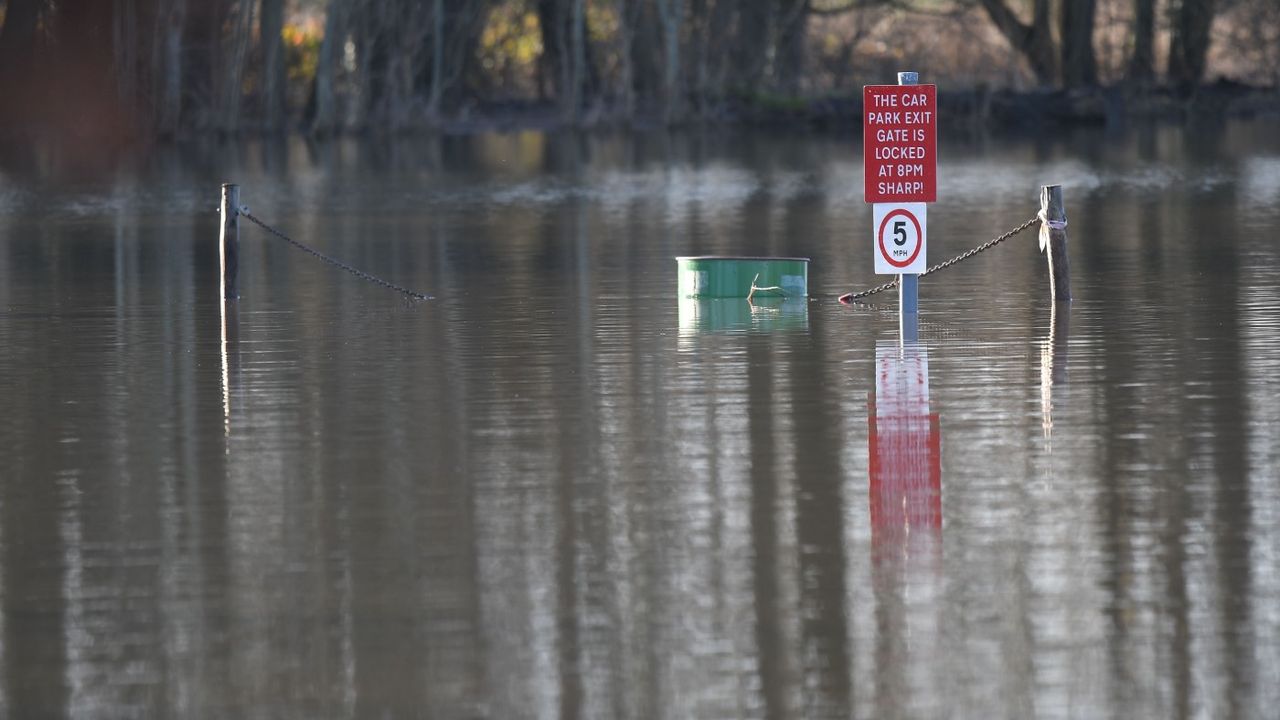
[863,84,937,203]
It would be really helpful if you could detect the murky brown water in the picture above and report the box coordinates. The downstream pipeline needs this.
[2,121,1279,718]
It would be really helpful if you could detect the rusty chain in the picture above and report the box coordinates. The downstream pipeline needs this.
[838,215,1042,303]
[239,209,432,301]
[239,207,1038,306]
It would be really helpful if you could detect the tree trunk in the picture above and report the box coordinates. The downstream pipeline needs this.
[978,0,1057,86]
[536,0,563,101]
[1127,0,1156,83]
[1059,0,1097,87]
[217,0,254,133]
[427,0,445,117]
[656,0,685,123]
[113,0,139,106]
[703,0,735,106]
[687,0,714,115]
[157,0,186,136]
[425,0,485,118]
[0,0,46,130]
[260,0,286,130]
[774,0,808,96]
[628,3,661,112]
[1169,0,1217,91]
[44,0,129,141]
[566,0,586,122]
[0,0,44,67]
[311,0,347,134]
[352,5,393,130]
[731,2,770,91]
[616,0,637,118]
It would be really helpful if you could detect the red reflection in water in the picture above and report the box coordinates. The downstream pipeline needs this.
[867,343,942,559]
[868,407,941,548]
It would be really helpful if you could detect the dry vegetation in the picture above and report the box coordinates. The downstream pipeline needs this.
[0,0,1275,141]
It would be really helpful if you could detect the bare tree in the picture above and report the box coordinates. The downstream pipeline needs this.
[567,0,586,122]
[686,0,712,114]
[356,0,431,130]
[536,0,563,100]
[0,0,48,132]
[1060,0,1098,87]
[1219,0,1280,86]
[6,0,1274,139]
[113,0,140,107]
[261,0,287,130]
[1126,0,1156,83]
[615,0,639,117]
[655,0,685,122]
[155,0,186,136]
[774,0,810,96]
[311,0,348,134]
[427,0,446,117]
[0,0,46,69]
[214,0,255,133]
[536,0,591,122]
[977,0,1057,85]
[424,0,485,119]
[731,2,771,92]
[1169,0,1217,90]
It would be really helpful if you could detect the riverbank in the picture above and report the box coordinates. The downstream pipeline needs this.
[1,82,1277,179]
[725,80,1280,131]
[385,80,1280,137]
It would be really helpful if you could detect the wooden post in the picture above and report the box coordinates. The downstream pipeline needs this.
[898,71,920,343]
[220,183,240,302]
[1040,185,1071,302]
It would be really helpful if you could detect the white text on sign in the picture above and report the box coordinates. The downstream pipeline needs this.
[863,85,937,203]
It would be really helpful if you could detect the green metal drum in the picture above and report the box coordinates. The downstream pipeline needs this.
[675,256,809,299]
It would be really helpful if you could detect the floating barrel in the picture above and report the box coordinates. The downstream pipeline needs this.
[675,256,809,299]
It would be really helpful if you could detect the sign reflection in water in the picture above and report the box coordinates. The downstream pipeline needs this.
[868,340,941,560]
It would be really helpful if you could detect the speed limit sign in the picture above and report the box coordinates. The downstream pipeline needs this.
[873,202,926,275]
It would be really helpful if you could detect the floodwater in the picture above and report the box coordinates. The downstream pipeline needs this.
[1,119,1279,719]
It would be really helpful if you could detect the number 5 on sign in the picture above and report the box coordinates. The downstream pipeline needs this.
[873,202,927,275]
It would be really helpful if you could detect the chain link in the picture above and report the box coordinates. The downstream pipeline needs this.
[838,215,1041,303]
[839,279,900,301]
[240,211,432,301]
[241,208,1038,306]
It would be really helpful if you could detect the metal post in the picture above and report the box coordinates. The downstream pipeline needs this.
[1040,185,1071,302]
[220,183,240,302]
[897,72,919,343]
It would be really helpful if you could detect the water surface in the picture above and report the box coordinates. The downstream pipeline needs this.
[1,122,1279,718]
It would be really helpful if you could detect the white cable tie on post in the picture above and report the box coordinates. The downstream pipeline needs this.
[1037,209,1067,252]
[1036,208,1068,229]
[238,205,250,217]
